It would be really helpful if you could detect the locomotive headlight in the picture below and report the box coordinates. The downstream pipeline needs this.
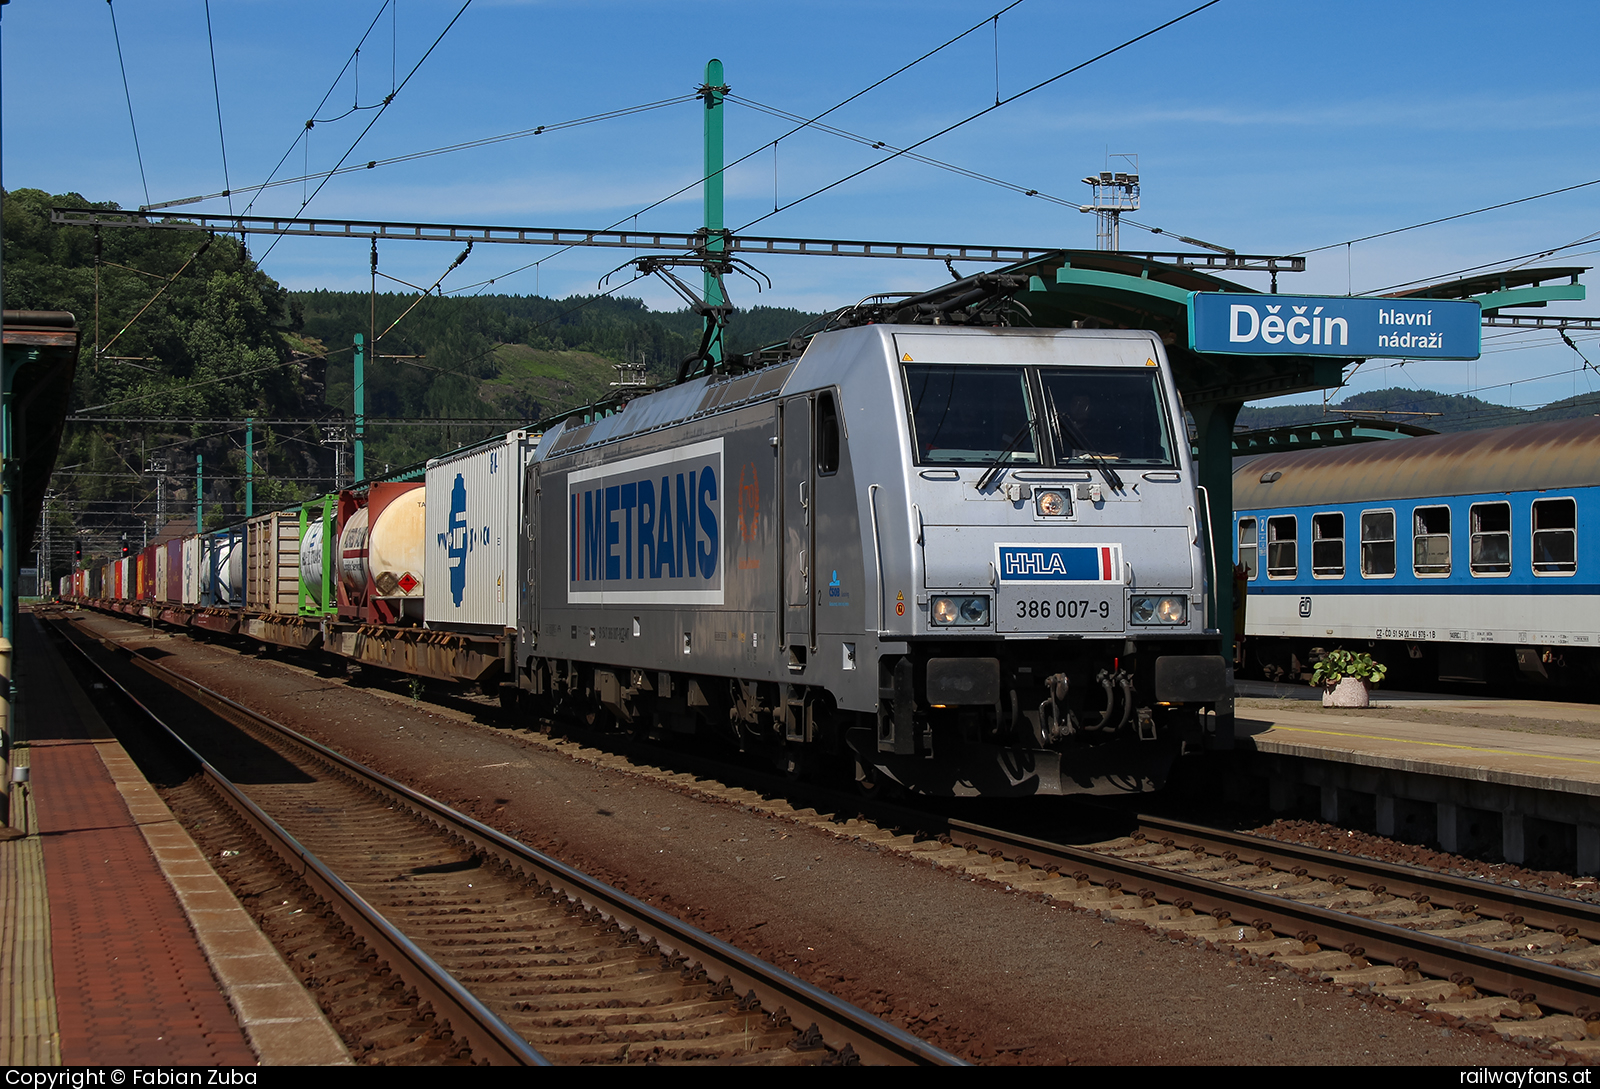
[1130,594,1187,625]
[1035,489,1069,517]
[931,595,991,626]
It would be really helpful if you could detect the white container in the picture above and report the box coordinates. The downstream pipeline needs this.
[300,519,328,605]
[424,431,538,632]
[182,537,201,604]
[154,545,170,602]
[202,533,244,606]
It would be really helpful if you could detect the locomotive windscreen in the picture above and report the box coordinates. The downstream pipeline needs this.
[902,362,1175,468]
[904,364,1037,465]
[1039,369,1176,467]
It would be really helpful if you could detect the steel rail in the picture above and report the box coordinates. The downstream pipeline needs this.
[63,615,962,1066]
[1134,814,1600,945]
[51,620,549,1066]
[948,818,1600,1016]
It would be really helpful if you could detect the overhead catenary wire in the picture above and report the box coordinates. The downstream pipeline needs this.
[255,0,476,265]
[202,0,233,215]
[1359,230,1600,297]
[105,0,152,209]
[146,95,698,212]
[241,1,396,219]
[1293,176,1600,258]
[729,94,1228,252]
[731,0,1223,235]
[450,0,1031,296]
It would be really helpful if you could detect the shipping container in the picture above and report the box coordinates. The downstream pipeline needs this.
[163,538,183,603]
[424,431,538,632]
[298,496,339,616]
[182,537,201,604]
[154,545,168,601]
[201,529,245,606]
[337,482,425,623]
[246,511,302,612]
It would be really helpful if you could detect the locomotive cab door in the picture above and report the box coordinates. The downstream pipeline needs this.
[781,395,815,657]
[519,465,540,672]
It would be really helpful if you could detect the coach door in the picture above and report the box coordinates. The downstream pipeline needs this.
[781,395,815,656]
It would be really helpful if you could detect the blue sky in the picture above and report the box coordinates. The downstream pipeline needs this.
[7,0,1600,412]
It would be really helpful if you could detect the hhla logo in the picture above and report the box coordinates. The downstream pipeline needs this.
[1229,303,1348,347]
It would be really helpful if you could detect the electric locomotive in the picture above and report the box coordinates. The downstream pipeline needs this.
[517,324,1226,796]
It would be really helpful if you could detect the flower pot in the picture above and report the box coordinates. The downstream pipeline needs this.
[1322,676,1370,708]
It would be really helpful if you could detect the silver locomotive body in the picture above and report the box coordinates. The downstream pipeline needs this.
[518,325,1224,796]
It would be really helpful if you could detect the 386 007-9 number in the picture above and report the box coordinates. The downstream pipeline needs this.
[1016,599,1111,620]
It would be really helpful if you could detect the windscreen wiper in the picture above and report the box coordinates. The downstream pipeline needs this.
[976,416,1036,492]
[1047,391,1124,491]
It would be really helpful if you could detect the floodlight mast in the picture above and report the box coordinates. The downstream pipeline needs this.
[1081,156,1140,251]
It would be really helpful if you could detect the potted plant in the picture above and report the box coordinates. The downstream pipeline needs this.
[1310,649,1387,708]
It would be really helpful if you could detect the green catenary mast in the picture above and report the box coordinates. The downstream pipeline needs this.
[702,59,727,368]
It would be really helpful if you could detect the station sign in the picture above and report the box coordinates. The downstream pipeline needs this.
[1189,292,1481,360]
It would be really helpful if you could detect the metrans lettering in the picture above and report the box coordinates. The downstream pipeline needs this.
[567,438,724,605]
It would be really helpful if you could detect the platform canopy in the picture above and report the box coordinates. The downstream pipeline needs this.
[3,312,78,558]
[992,250,1354,401]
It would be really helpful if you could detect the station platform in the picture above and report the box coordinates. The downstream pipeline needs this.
[1232,681,1600,874]
[0,610,348,1066]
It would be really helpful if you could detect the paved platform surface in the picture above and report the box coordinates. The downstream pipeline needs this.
[0,611,349,1066]
[1236,681,1600,795]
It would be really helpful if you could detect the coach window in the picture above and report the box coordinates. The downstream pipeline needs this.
[1237,517,1258,580]
[1266,516,1297,579]
[817,392,840,475]
[1413,506,1451,577]
[1469,502,1511,576]
[1532,498,1577,575]
[1311,512,1345,578]
[1360,510,1395,578]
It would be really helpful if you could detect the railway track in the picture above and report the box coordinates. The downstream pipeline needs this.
[49,612,961,1067]
[937,814,1600,1051]
[48,603,1600,1058]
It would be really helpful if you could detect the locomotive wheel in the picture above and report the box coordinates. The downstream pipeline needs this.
[854,755,883,797]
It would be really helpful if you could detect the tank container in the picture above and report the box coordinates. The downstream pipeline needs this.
[337,482,426,622]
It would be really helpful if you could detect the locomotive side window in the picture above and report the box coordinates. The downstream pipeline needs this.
[1469,502,1511,576]
[1311,512,1344,578]
[903,364,1037,466]
[1237,517,1258,580]
[1360,510,1395,577]
[1413,506,1451,577]
[1266,516,1297,579]
[1532,498,1577,575]
[816,392,840,475]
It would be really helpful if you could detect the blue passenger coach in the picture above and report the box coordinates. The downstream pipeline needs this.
[1232,419,1599,689]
